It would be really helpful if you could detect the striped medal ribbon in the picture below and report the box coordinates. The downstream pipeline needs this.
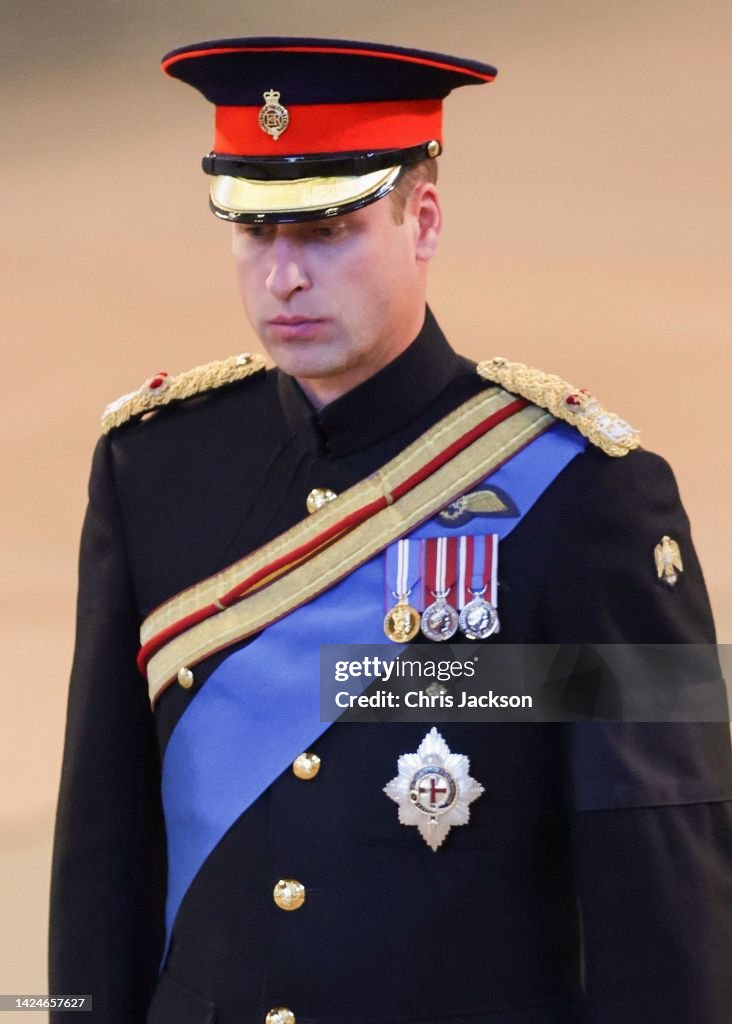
[383,539,422,642]
[420,537,460,642]
[457,534,500,639]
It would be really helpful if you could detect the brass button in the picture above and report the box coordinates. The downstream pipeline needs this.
[427,139,442,158]
[265,1009,295,1024]
[291,751,321,780]
[177,667,194,690]
[273,878,306,911]
[306,487,337,514]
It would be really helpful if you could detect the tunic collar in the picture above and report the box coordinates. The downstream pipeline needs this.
[276,307,468,457]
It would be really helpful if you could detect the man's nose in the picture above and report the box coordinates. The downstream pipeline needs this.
[265,239,310,300]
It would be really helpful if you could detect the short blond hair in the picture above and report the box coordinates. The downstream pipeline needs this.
[389,159,439,223]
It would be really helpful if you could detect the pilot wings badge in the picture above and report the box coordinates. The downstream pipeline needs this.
[383,728,484,851]
[438,485,518,527]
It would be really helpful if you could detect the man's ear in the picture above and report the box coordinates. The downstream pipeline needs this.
[413,183,442,262]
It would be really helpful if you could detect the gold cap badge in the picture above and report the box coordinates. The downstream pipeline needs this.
[258,89,289,141]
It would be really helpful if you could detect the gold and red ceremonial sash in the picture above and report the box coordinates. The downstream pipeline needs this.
[140,387,555,704]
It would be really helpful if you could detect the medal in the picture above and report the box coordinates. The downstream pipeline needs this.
[420,538,459,642]
[384,539,421,642]
[421,595,459,641]
[384,596,421,643]
[459,589,499,639]
[456,535,500,639]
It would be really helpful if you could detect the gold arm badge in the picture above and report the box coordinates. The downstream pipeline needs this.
[258,89,289,141]
[654,535,683,587]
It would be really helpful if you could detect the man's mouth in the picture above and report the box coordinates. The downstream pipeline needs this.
[266,316,329,340]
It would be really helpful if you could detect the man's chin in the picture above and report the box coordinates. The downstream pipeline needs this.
[283,359,351,384]
[260,336,347,380]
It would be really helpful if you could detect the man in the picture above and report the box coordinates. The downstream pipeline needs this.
[50,38,731,1024]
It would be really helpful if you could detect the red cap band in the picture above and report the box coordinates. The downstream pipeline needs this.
[214,99,443,157]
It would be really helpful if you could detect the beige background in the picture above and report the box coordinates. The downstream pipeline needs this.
[1,0,730,1011]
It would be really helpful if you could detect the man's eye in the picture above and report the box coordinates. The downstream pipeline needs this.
[313,226,335,237]
[245,225,268,237]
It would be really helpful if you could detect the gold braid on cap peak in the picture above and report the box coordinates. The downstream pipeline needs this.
[477,357,640,457]
[101,353,267,433]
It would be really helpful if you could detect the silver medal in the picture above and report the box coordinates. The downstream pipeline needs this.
[421,591,459,642]
[459,588,500,639]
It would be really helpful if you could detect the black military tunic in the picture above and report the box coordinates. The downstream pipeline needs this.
[50,309,732,1023]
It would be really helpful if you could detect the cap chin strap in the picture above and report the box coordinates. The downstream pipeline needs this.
[202,139,440,181]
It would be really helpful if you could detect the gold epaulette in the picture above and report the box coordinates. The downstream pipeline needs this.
[477,357,640,457]
[101,352,267,433]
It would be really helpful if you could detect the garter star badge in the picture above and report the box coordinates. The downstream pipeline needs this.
[258,89,289,140]
[383,727,484,851]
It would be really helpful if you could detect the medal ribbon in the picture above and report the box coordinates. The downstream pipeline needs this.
[423,537,459,604]
[457,534,498,608]
[384,539,421,611]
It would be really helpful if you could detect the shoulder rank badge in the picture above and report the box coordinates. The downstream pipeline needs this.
[384,728,484,851]
[654,535,683,586]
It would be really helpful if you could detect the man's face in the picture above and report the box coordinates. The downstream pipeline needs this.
[231,185,440,405]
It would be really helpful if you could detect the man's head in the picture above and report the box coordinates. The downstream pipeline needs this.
[162,37,495,402]
[231,165,442,407]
